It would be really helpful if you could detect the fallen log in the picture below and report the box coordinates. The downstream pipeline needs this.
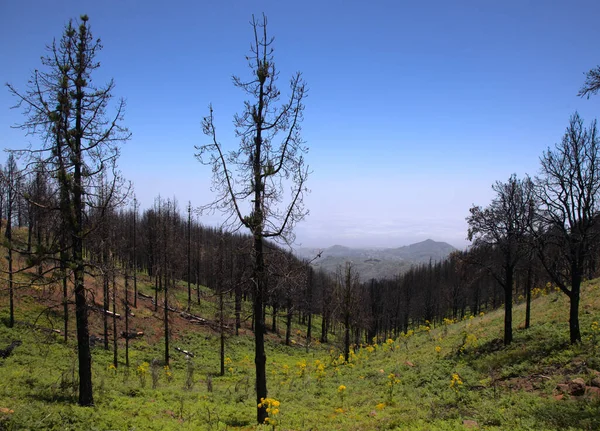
[180,311,207,324]
[15,321,61,335]
[121,331,144,340]
[0,340,21,359]
[175,346,194,357]
[90,305,121,318]
[137,292,153,300]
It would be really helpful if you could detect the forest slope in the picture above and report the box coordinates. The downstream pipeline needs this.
[0,267,599,430]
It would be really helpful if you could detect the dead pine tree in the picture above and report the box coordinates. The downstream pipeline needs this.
[196,14,309,425]
[7,15,130,406]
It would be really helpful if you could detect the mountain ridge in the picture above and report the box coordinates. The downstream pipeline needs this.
[294,239,458,281]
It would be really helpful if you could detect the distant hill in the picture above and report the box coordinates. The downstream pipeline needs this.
[295,239,457,281]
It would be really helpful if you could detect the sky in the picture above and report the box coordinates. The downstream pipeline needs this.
[1,0,600,249]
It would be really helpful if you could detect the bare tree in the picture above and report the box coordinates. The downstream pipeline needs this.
[534,112,600,344]
[196,14,308,424]
[6,15,130,405]
[578,65,600,98]
[467,174,536,345]
[337,262,360,362]
[2,154,19,328]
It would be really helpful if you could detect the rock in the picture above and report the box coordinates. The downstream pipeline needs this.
[555,383,569,394]
[590,377,600,388]
[554,394,564,401]
[586,386,600,398]
[463,419,479,429]
[569,378,586,396]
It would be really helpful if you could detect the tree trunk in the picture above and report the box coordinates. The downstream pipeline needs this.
[503,265,513,346]
[62,252,68,342]
[74,259,93,405]
[164,270,170,366]
[235,282,241,336]
[344,313,350,362]
[525,263,533,329]
[133,202,137,308]
[254,237,267,424]
[187,203,192,311]
[569,267,582,344]
[271,303,277,334]
[285,306,292,346]
[112,270,118,369]
[103,272,109,350]
[125,270,130,368]
[220,290,225,376]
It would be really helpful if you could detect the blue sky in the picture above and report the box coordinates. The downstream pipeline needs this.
[2,0,600,249]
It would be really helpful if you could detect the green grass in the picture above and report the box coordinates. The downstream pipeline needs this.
[1,275,600,430]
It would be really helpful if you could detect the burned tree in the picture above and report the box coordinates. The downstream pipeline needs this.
[196,14,308,424]
[467,174,535,345]
[7,15,129,405]
[534,113,600,344]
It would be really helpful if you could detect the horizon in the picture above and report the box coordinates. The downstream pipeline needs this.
[293,237,463,252]
[2,1,600,249]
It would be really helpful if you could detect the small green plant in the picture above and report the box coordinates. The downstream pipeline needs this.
[184,357,194,390]
[164,364,173,383]
[314,359,326,385]
[296,359,307,378]
[151,361,160,388]
[225,356,234,375]
[450,372,463,393]
[590,321,599,351]
[338,384,346,406]
[137,362,149,388]
[387,372,400,403]
[459,330,479,354]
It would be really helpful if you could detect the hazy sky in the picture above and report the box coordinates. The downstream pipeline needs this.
[2,1,600,249]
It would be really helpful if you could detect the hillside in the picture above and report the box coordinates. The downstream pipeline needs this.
[1,262,600,429]
[296,239,457,280]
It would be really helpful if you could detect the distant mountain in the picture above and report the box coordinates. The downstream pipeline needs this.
[295,239,457,281]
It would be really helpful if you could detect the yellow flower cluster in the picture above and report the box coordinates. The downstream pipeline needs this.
[164,365,173,382]
[338,384,346,392]
[296,359,307,377]
[315,359,326,382]
[137,362,149,376]
[450,373,463,391]
[387,373,400,386]
[258,397,280,421]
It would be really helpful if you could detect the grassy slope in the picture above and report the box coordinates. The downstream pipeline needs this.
[0,255,600,430]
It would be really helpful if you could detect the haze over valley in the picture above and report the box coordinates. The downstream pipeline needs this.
[295,239,457,281]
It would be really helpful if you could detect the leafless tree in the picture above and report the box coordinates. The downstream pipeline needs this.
[6,15,130,405]
[336,262,360,362]
[534,112,600,343]
[578,65,600,98]
[467,174,536,345]
[196,14,308,424]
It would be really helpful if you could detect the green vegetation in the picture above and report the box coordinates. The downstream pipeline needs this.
[1,271,600,430]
